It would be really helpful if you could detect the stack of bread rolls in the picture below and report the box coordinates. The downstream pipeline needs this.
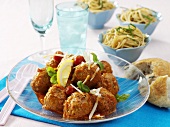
[133,58,170,108]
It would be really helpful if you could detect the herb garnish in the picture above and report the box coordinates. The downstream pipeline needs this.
[77,81,90,92]
[116,94,130,102]
[46,67,58,84]
[99,0,103,9]
[116,24,136,37]
[142,14,153,29]
[91,53,104,70]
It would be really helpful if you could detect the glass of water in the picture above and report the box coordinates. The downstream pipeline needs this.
[29,0,54,51]
[56,2,89,49]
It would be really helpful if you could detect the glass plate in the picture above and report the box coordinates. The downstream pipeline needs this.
[7,48,150,123]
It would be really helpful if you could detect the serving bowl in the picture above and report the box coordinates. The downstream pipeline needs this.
[7,47,149,123]
[98,32,151,63]
[88,1,118,29]
[116,10,163,35]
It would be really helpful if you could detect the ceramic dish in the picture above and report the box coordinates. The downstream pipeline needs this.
[7,48,150,123]
[88,1,118,29]
[116,10,162,35]
[98,32,151,63]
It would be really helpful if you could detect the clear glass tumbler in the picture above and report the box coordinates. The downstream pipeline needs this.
[56,2,89,49]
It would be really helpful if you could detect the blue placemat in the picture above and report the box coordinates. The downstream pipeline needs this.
[0,76,170,127]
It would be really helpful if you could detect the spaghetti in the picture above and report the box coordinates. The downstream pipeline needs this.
[102,24,146,49]
[80,0,115,13]
[119,7,157,28]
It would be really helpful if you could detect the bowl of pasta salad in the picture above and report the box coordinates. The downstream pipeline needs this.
[98,24,151,63]
[116,7,162,35]
[80,0,118,29]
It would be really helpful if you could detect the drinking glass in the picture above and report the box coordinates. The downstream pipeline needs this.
[56,2,89,49]
[29,0,54,51]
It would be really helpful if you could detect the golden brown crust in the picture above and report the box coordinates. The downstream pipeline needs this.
[30,68,51,94]
[148,75,168,107]
[133,58,170,77]
[100,61,113,74]
[96,73,119,95]
[63,92,94,119]
[71,63,101,88]
[43,85,67,114]
[97,88,117,115]
[133,58,170,108]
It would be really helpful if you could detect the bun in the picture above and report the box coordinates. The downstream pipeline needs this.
[133,58,170,77]
[133,58,170,108]
[149,75,170,107]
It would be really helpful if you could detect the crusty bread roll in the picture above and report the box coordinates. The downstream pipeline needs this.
[133,58,170,77]
[149,75,170,107]
[133,58,170,108]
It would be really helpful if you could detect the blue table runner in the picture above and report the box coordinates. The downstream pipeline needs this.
[0,76,170,127]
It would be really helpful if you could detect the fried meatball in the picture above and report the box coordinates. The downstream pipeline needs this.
[97,87,117,115]
[30,68,51,95]
[46,59,59,68]
[46,51,64,68]
[96,73,119,95]
[101,61,112,74]
[72,63,101,88]
[43,85,67,114]
[63,92,94,119]
[35,92,45,105]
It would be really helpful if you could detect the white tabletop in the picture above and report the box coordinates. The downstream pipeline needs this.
[0,0,170,126]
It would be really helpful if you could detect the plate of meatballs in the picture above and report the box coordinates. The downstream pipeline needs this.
[6,48,150,123]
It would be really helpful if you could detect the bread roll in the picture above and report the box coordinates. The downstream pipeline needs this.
[149,75,170,107]
[133,58,170,77]
[133,58,170,108]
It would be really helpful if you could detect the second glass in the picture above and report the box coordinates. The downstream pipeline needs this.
[29,0,54,51]
[56,2,89,49]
